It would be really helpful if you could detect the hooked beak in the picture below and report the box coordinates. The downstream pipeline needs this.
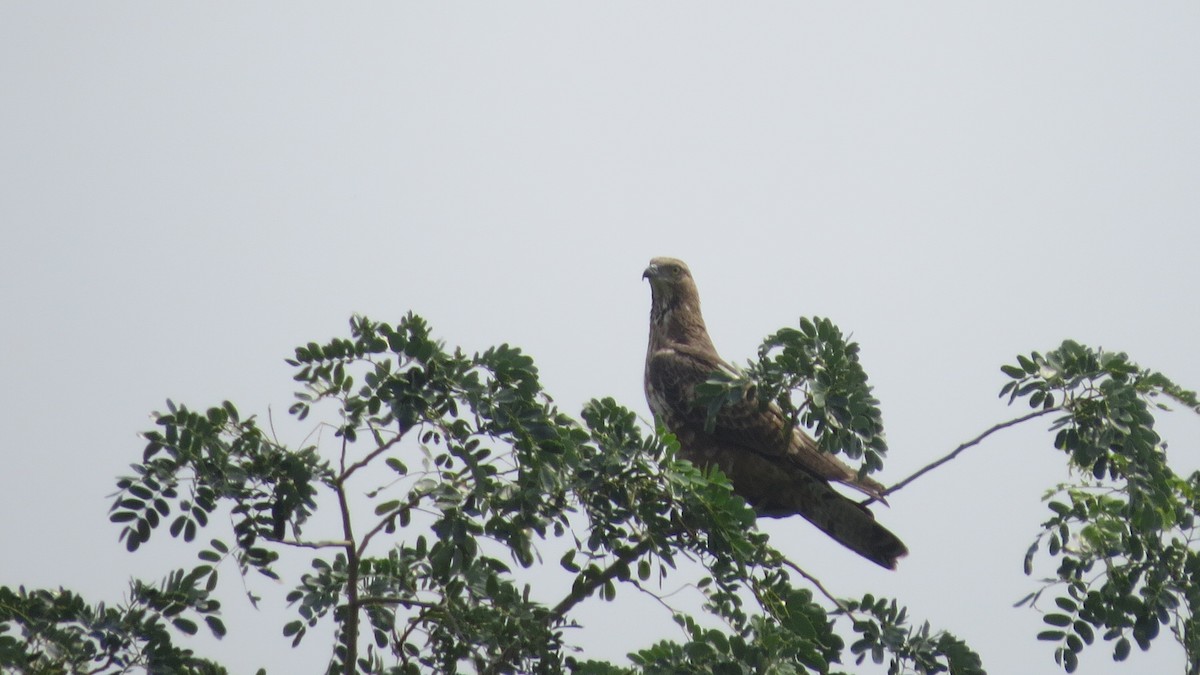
[642,263,658,281]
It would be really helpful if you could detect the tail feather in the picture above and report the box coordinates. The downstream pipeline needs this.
[757,473,908,569]
[680,444,908,569]
[807,494,907,569]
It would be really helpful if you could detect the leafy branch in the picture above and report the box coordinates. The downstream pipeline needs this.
[1001,340,1200,672]
[9,315,1198,675]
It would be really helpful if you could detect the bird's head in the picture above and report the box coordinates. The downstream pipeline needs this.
[643,257,701,321]
[643,256,691,289]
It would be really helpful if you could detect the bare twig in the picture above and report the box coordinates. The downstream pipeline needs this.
[267,405,281,446]
[629,579,687,636]
[866,407,1059,505]
[276,538,352,550]
[778,554,851,615]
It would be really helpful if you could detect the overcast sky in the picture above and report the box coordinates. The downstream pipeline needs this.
[3,3,1199,673]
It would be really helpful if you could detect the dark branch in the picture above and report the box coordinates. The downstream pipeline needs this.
[335,434,360,675]
[869,407,1058,505]
[356,597,441,610]
[341,432,407,482]
[480,539,655,675]
[549,539,654,622]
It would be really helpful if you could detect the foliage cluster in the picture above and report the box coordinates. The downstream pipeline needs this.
[1003,341,1200,673]
[2,316,1197,675]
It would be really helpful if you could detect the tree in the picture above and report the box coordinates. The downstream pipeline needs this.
[1,313,1197,674]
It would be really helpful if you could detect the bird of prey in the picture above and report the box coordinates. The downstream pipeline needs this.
[642,256,907,569]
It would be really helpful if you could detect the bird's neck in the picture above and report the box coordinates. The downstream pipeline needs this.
[649,291,717,353]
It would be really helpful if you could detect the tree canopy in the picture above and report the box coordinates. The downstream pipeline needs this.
[2,313,1198,674]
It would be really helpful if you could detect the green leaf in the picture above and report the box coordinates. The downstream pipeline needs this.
[1063,649,1078,672]
[1054,597,1076,612]
[1114,637,1131,661]
[127,485,154,500]
[1073,621,1094,645]
[1001,364,1025,378]
[205,616,227,638]
[375,500,400,515]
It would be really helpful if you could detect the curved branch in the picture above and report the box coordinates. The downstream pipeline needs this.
[869,407,1058,505]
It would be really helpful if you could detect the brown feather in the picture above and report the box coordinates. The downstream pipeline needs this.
[643,257,907,569]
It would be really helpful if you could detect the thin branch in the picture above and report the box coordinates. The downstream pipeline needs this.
[334,434,360,675]
[341,432,407,482]
[266,405,281,446]
[480,539,655,675]
[356,502,410,560]
[338,420,350,477]
[275,539,352,550]
[778,554,851,615]
[629,578,687,633]
[222,512,265,608]
[356,597,441,609]
[548,539,654,622]
[867,407,1058,505]
[397,606,431,668]
[357,467,470,558]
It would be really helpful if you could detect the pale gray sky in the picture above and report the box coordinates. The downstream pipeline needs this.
[3,3,1199,673]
